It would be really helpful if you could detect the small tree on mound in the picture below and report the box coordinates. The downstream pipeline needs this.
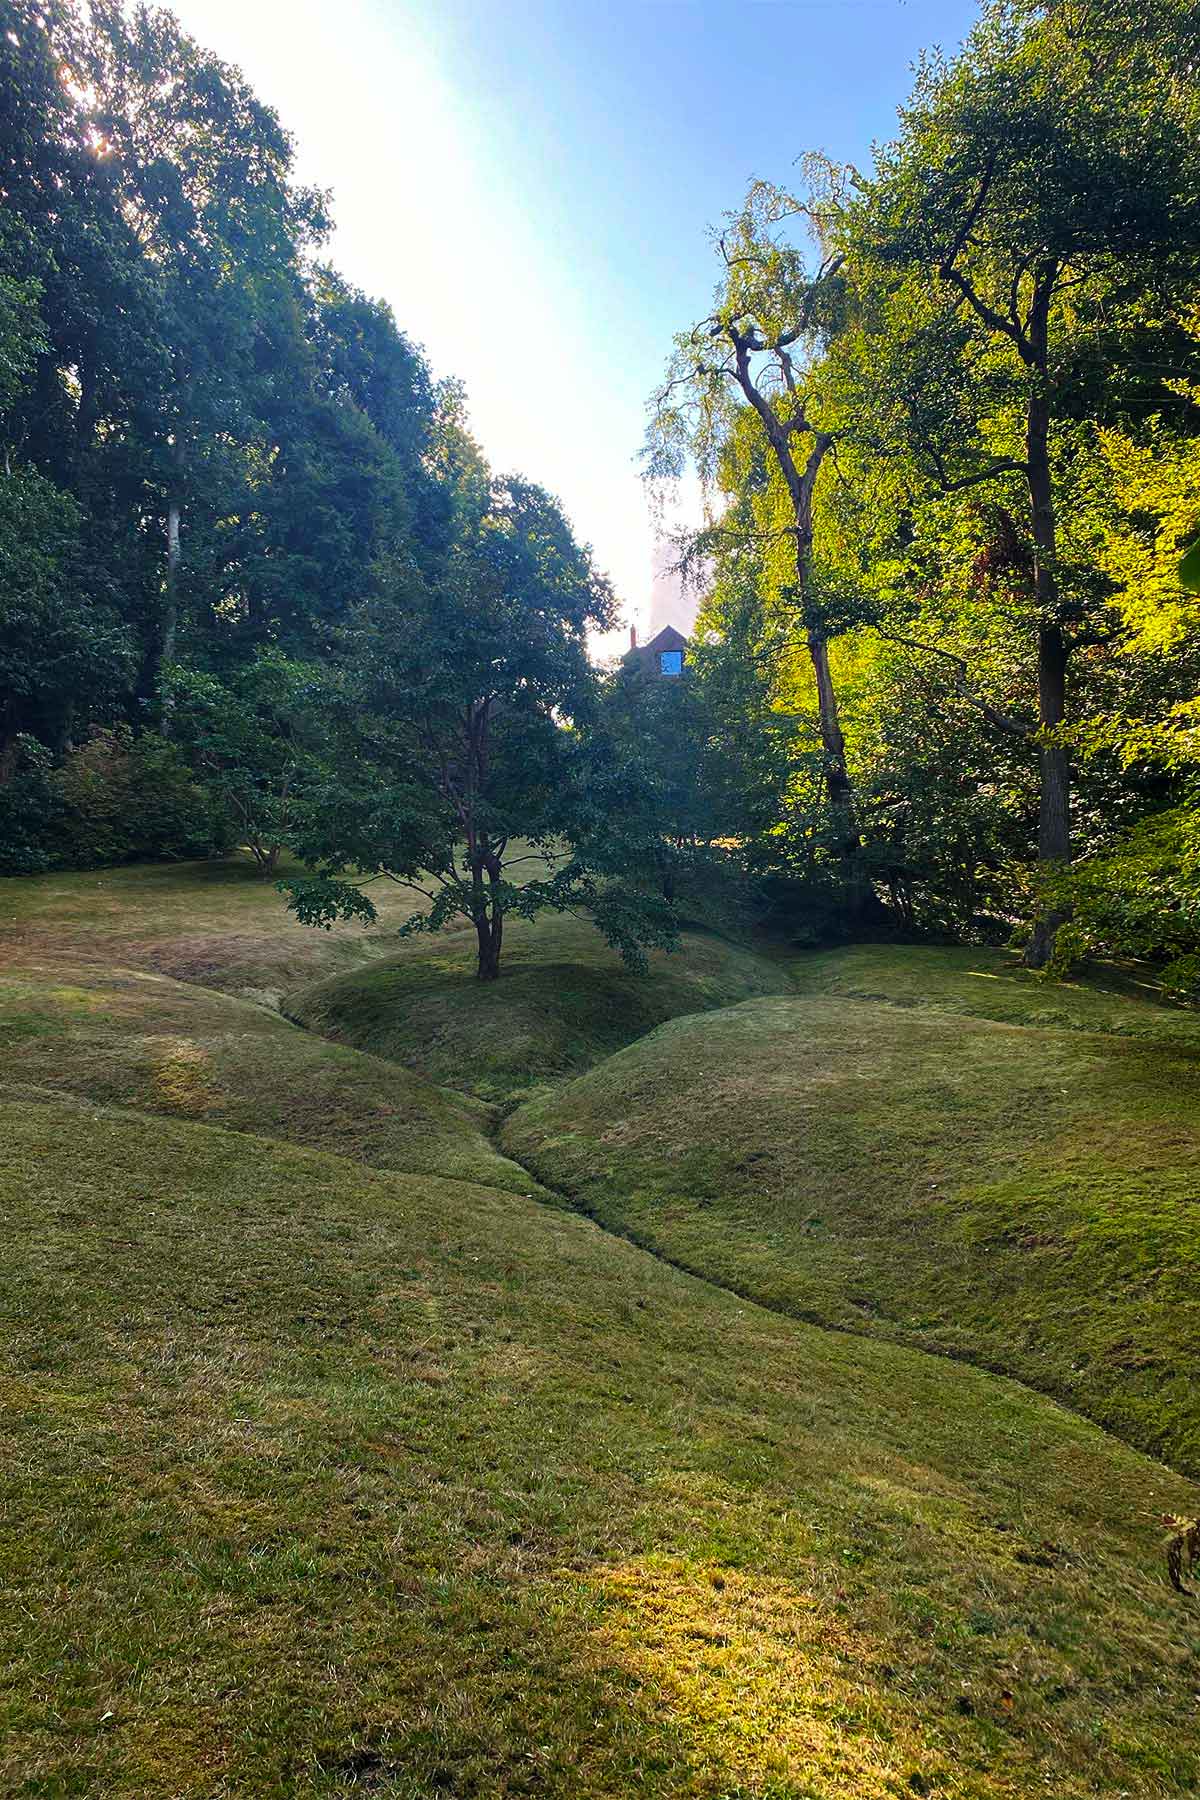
[285,438,679,979]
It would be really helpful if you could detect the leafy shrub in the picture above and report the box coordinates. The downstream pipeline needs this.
[0,729,227,874]
[1044,806,1200,999]
[52,729,225,867]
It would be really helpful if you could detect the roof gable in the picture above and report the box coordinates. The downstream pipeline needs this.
[643,625,689,654]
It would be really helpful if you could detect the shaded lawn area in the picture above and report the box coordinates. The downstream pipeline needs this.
[287,913,790,1107]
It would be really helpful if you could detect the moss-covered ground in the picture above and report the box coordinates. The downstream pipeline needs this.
[3,873,1200,1796]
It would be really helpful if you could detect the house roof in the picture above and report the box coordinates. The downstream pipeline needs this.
[624,624,690,673]
[641,625,689,655]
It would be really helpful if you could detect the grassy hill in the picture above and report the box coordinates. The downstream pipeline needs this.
[5,868,1200,1795]
[506,956,1200,1473]
[288,913,791,1105]
[785,942,1200,1049]
[0,955,538,1194]
[4,1090,1198,1798]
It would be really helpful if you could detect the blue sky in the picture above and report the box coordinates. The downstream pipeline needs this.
[169,0,978,649]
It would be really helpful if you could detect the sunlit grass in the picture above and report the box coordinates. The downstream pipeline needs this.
[506,965,1200,1473]
[4,865,1200,1793]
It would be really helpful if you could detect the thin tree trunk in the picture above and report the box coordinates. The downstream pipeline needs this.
[163,455,183,669]
[1021,327,1071,970]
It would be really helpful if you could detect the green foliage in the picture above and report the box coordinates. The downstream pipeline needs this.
[1180,537,1200,593]
[284,444,678,979]
[167,653,327,871]
[50,727,221,868]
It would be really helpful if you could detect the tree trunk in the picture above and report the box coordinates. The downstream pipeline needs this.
[1021,340,1070,970]
[474,907,502,980]
[155,429,187,731]
[805,621,855,851]
[163,467,182,669]
[471,843,504,980]
[797,548,882,930]
[1024,622,1070,967]
[729,338,868,897]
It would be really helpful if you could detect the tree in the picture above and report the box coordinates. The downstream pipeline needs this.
[584,605,793,913]
[0,466,131,779]
[76,1,329,696]
[647,177,887,917]
[286,435,675,980]
[166,652,326,872]
[838,0,1200,962]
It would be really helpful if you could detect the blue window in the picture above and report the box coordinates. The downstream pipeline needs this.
[660,649,683,676]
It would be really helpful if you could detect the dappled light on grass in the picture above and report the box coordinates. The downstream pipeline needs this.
[585,1558,928,1798]
[4,865,1200,1794]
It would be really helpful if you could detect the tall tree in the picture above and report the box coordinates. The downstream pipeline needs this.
[647,178,885,916]
[286,428,672,980]
[839,0,1200,961]
[77,2,328,695]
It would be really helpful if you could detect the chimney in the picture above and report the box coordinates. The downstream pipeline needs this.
[630,625,638,649]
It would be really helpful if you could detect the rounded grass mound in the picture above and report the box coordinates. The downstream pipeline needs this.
[504,989,1200,1473]
[288,913,791,1105]
[2,1093,1198,1798]
[0,956,538,1195]
[786,942,1200,1049]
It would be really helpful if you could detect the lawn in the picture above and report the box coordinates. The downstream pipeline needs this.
[4,869,1200,1796]
[0,955,538,1195]
[506,957,1200,1473]
[784,942,1200,1049]
[4,1093,1199,1797]
[0,852,422,1005]
[288,912,791,1105]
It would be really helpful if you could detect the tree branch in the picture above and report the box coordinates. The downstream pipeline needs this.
[872,627,1035,738]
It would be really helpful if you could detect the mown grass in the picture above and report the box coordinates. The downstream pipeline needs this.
[288,913,790,1106]
[0,853,420,1004]
[506,976,1200,1474]
[4,1092,1199,1797]
[785,942,1200,1049]
[0,956,538,1194]
[6,865,1200,1793]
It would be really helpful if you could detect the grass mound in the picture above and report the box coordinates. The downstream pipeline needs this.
[786,942,1200,1048]
[3,1091,1198,1797]
[505,987,1200,1472]
[0,955,538,1194]
[289,913,790,1105]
